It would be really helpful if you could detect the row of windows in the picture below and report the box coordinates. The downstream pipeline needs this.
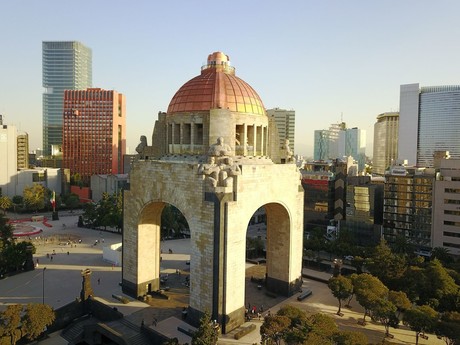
[443,242,460,249]
[444,231,460,238]
[445,210,460,216]
[444,220,460,227]
[445,199,460,205]
[445,188,460,193]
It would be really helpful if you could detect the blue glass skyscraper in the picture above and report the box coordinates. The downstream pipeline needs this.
[399,83,460,167]
[42,41,92,156]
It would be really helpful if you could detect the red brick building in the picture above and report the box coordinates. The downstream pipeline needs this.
[63,88,126,186]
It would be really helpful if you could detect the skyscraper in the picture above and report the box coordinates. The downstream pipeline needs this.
[398,83,460,167]
[0,115,18,197]
[42,41,92,156]
[266,108,295,151]
[313,122,366,172]
[373,112,399,175]
[62,88,126,185]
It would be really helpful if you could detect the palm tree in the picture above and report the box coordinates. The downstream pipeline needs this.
[0,196,13,215]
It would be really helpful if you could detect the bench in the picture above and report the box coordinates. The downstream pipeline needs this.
[297,289,312,301]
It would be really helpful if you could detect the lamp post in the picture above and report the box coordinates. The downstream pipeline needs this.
[42,267,46,304]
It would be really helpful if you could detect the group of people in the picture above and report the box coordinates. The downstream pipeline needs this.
[245,303,269,321]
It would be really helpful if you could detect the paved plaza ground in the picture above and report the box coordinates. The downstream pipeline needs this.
[0,212,445,344]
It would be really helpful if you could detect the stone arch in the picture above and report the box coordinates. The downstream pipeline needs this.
[244,202,299,296]
[124,199,192,297]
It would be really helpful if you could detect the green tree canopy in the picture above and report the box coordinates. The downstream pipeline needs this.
[21,303,55,341]
[0,304,22,345]
[191,310,218,345]
[371,297,398,337]
[403,305,438,345]
[352,273,389,323]
[389,290,411,318]
[0,196,12,215]
[366,239,406,289]
[328,275,353,315]
[333,330,368,345]
[23,184,46,212]
[435,311,460,345]
[260,314,291,345]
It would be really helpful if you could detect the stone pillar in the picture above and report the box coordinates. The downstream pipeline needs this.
[252,125,257,156]
[204,191,235,334]
[243,124,248,156]
[191,123,195,152]
[171,122,175,153]
[260,125,264,156]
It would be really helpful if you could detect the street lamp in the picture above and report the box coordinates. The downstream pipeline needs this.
[42,267,46,304]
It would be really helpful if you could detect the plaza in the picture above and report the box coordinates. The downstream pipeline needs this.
[0,211,446,344]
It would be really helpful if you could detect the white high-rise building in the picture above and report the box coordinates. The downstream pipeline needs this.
[399,83,460,167]
[267,108,295,151]
[373,112,399,175]
[0,115,18,197]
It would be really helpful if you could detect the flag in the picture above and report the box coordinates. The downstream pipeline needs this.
[50,191,56,210]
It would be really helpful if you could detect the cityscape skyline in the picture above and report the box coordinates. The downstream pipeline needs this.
[1,1,460,157]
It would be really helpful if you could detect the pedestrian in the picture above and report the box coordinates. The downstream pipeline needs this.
[50,256,53,261]
[97,278,101,285]
[257,312,261,320]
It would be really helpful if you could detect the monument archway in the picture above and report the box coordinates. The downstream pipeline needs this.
[123,51,304,333]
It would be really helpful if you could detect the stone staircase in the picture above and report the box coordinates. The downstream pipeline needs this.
[61,317,152,345]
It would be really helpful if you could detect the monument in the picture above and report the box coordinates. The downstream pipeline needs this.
[122,52,304,333]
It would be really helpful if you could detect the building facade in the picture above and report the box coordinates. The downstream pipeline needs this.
[266,108,295,152]
[17,132,29,170]
[43,41,92,156]
[382,166,435,249]
[398,83,460,167]
[433,159,460,256]
[373,112,399,175]
[0,115,17,197]
[62,88,126,185]
[338,127,366,172]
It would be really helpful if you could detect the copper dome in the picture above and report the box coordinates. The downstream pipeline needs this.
[167,52,266,115]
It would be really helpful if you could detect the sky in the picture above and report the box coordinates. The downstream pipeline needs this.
[1,1,460,158]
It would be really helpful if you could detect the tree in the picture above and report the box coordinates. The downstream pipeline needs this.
[21,303,55,341]
[0,196,12,215]
[277,305,310,344]
[352,273,389,323]
[23,184,46,212]
[432,247,454,266]
[403,305,437,345]
[260,315,291,345]
[365,239,406,289]
[389,290,411,318]
[64,193,80,212]
[191,310,218,345]
[0,304,22,345]
[435,311,460,345]
[371,298,398,337]
[333,330,368,345]
[305,313,338,344]
[423,259,459,310]
[328,275,353,315]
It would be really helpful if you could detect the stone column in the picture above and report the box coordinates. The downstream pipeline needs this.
[243,124,248,156]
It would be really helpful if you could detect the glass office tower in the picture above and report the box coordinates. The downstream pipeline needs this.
[399,84,460,167]
[42,41,92,156]
[418,86,460,167]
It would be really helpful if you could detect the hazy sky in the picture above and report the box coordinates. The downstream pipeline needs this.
[1,1,460,157]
